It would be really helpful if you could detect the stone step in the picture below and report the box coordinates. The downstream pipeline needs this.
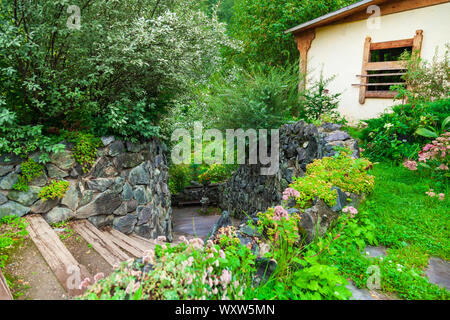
[25,214,91,297]
[0,268,13,300]
[72,220,131,267]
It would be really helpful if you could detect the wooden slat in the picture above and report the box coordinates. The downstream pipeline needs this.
[0,268,13,300]
[129,233,157,247]
[353,82,405,86]
[357,72,406,77]
[359,36,372,104]
[366,91,398,98]
[26,214,91,297]
[72,220,130,267]
[370,38,414,50]
[364,61,405,71]
[102,228,147,257]
[107,228,154,252]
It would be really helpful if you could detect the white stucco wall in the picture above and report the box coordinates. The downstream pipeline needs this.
[306,3,450,123]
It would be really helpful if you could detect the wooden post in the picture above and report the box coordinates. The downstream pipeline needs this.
[413,29,424,55]
[359,36,372,105]
[294,29,316,90]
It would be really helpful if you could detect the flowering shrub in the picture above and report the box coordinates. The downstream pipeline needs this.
[289,153,375,208]
[257,206,301,249]
[361,99,449,162]
[81,234,255,300]
[403,132,450,179]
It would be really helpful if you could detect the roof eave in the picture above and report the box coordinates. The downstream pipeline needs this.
[284,0,381,34]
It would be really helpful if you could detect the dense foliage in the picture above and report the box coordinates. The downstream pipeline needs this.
[0,0,237,143]
[227,0,358,67]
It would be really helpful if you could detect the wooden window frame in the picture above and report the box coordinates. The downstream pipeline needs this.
[357,30,423,104]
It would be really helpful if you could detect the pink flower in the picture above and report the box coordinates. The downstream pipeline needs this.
[219,250,226,259]
[94,273,104,283]
[438,164,449,170]
[426,190,436,197]
[282,188,300,201]
[439,193,445,201]
[273,206,289,221]
[220,269,232,285]
[343,206,358,217]
[403,160,418,171]
[79,278,91,290]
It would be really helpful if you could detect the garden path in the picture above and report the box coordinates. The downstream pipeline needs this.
[172,206,241,240]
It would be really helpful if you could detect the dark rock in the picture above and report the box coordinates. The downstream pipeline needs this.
[121,182,133,201]
[113,214,137,234]
[321,123,342,132]
[92,157,117,178]
[298,199,339,243]
[108,141,125,157]
[113,153,141,170]
[70,163,84,178]
[134,186,149,204]
[134,224,152,239]
[76,190,122,218]
[240,224,257,237]
[287,208,300,215]
[207,211,232,240]
[126,141,143,153]
[61,182,80,210]
[0,193,7,205]
[50,151,75,170]
[30,198,59,214]
[0,201,30,218]
[29,172,48,187]
[137,206,152,225]
[7,186,40,206]
[0,154,22,166]
[324,131,350,142]
[0,172,19,189]
[46,164,69,179]
[254,258,277,286]
[330,186,349,212]
[101,136,115,146]
[129,163,150,185]
[87,178,114,192]
[80,190,94,207]
[44,207,74,224]
[0,165,14,177]
[127,200,138,213]
[88,215,114,228]
[425,257,450,290]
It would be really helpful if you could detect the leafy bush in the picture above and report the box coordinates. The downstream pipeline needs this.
[0,0,237,140]
[0,216,28,269]
[403,132,450,181]
[300,74,341,122]
[392,48,449,105]
[168,165,193,195]
[289,153,375,208]
[38,180,70,202]
[197,164,237,184]
[0,108,65,159]
[203,64,302,131]
[361,99,450,162]
[13,159,44,192]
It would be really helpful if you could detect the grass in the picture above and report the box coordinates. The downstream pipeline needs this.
[0,215,30,299]
[316,161,450,300]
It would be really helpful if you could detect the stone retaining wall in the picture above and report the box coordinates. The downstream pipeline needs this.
[0,137,173,241]
[218,121,359,218]
[172,183,223,207]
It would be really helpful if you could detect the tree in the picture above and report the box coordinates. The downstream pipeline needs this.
[0,0,238,140]
[226,0,358,67]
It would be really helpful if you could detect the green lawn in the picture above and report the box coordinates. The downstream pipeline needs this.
[317,162,450,300]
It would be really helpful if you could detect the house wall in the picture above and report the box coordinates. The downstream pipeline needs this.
[306,3,450,123]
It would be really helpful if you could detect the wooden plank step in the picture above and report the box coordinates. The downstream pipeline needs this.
[129,233,157,248]
[72,220,131,267]
[25,214,91,297]
[100,229,144,257]
[105,228,154,254]
[0,268,13,300]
